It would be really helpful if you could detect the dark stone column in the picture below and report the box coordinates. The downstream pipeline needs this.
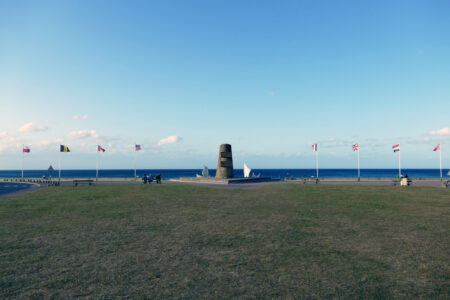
[215,144,234,178]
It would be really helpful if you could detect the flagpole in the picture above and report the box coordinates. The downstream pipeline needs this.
[58,150,61,182]
[316,147,319,179]
[134,143,136,181]
[22,144,24,179]
[96,145,99,182]
[357,148,360,182]
[440,144,442,181]
[398,149,401,178]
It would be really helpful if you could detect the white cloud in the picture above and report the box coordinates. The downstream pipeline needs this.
[72,114,88,120]
[157,135,182,146]
[67,130,99,139]
[17,122,48,133]
[38,138,63,147]
[430,127,450,136]
[313,137,349,148]
[407,137,433,145]
[0,134,20,153]
[267,91,275,97]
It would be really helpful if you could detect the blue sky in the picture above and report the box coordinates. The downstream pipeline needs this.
[0,0,449,170]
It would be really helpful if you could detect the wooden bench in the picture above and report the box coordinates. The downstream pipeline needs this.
[73,180,94,186]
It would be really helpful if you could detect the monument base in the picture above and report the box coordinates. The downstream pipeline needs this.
[172,177,280,185]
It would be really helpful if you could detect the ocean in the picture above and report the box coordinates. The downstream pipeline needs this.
[0,169,447,180]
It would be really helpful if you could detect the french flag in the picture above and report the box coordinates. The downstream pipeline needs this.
[312,144,318,151]
[98,145,106,152]
[392,144,400,152]
[433,144,440,152]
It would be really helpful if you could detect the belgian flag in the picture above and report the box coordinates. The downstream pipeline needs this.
[60,145,70,152]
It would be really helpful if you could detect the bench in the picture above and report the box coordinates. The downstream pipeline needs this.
[302,177,320,184]
[142,178,154,184]
[73,180,94,186]
[442,180,450,188]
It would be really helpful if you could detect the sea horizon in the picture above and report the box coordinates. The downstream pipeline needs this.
[1,168,448,180]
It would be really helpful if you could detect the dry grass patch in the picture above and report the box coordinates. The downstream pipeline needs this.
[0,184,449,298]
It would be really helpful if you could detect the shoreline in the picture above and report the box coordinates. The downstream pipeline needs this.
[1,177,448,190]
[2,177,447,181]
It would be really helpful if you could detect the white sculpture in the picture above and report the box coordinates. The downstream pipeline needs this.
[202,165,209,178]
[244,163,251,178]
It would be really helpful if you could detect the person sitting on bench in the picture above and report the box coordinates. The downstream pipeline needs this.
[148,174,154,183]
[142,173,148,184]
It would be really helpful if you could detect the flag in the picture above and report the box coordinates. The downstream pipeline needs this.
[312,144,318,151]
[60,145,70,152]
[352,144,359,151]
[135,144,141,151]
[433,144,440,151]
[23,146,30,153]
[98,145,106,152]
[392,144,400,152]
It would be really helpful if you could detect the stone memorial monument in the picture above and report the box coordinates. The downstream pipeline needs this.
[175,143,278,184]
[215,144,234,178]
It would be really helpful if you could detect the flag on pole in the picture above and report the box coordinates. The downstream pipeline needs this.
[23,146,30,153]
[98,145,106,152]
[392,144,400,152]
[353,143,361,181]
[312,144,318,151]
[60,145,70,152]
[433,144,441,151]
[135,144,141,151]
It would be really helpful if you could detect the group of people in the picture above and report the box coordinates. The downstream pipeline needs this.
[142,173,162,184]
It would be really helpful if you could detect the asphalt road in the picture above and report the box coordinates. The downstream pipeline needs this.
[0,182,36,197]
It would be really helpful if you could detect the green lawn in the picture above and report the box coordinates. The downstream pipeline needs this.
[0,184,449,298]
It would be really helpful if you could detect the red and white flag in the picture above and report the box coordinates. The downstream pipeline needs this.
[23,146,30,153]
[312,144,318,151]
[352,144,359,151]
[392,144,400,152]
[433,144,440,152]
[98,145,106,152]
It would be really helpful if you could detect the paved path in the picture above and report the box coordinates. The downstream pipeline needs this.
[0,182,37,197]
[171,179,449,188]
[1,179,447,196]
[318,179,446,187]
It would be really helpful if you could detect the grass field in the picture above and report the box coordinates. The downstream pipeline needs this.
[0,184,449,298]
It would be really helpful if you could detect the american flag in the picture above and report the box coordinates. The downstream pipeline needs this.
[23,146,30,153]
[312,144,318,151]
[98,145,106,152]
[433,144,440,151]
[135,144,141,151]
[352,144,359,151]
[392,144,400,152]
